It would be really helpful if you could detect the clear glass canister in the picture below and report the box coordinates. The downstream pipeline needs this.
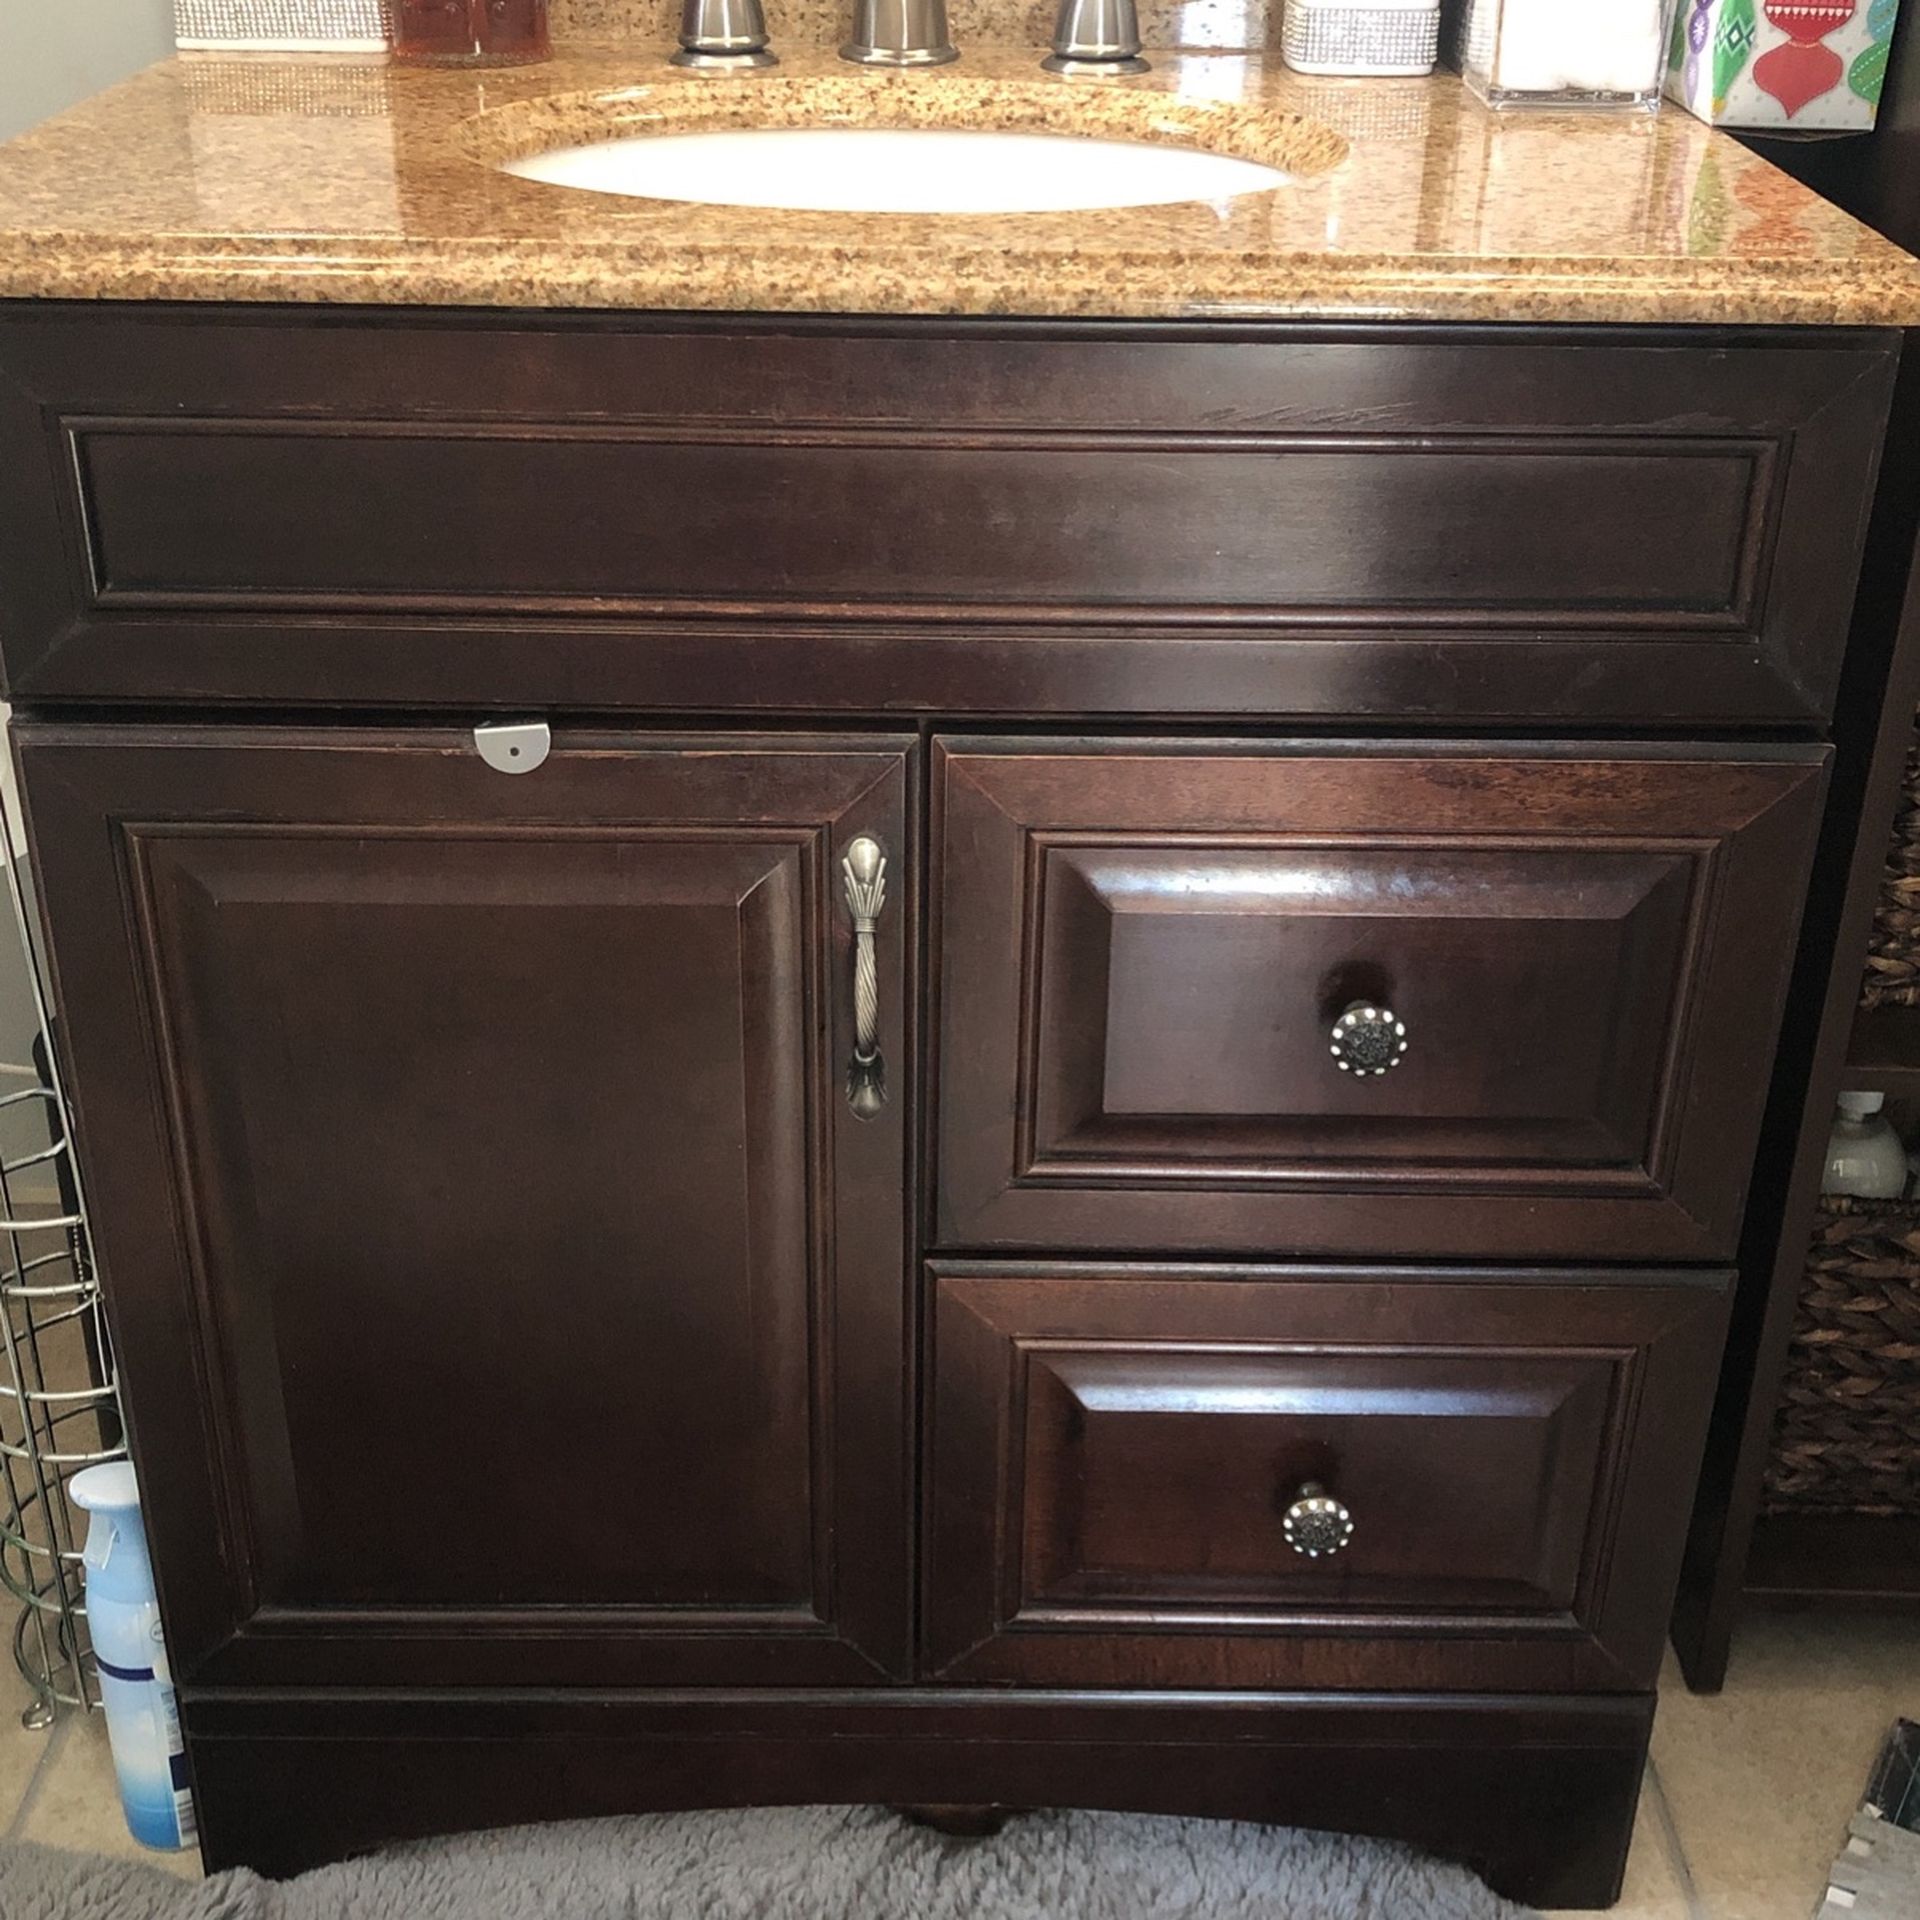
[395,0,552,64]
[1458,0,1678,108]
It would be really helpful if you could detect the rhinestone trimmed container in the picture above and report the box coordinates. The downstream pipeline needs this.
[174,0,392,50]
[1282,0,1440,74]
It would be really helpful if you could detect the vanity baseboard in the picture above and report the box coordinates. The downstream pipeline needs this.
[180,1687,1653,1908]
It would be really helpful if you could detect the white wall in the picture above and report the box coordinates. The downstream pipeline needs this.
[0,0,178,144]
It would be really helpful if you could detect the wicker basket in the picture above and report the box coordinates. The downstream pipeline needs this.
[1861,736,1920,1009]
[1763,1194,1920,1516]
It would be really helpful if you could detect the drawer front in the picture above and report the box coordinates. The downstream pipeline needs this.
[934,740,1825,1262]
[923,1263,1730,1691]
[0,311,1890,721]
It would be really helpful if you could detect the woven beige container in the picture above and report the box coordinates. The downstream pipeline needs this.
[1862,730,1920,1010]
[175,0,393,49]
[1764,1195,1920,1518]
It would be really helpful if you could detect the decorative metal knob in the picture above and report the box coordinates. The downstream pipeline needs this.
[1282,1482,1354,1559]
[1329,1000,1407,1076]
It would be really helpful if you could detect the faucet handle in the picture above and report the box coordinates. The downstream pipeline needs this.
[671,0,778,67]
[1043,0,1149,73]
[841,0,959,65]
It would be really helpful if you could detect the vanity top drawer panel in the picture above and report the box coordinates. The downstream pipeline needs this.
[0,309,1890,721]
[71,426,1755,619]
[933,739,1826,1263]
[923,1263,1730,1692]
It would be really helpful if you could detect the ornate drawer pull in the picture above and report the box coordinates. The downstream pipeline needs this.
[1282,1482,1355,1559]
[842,836,888,1120]
[1329,1000,1408,1076]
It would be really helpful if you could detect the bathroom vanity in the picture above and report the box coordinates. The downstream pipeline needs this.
[2,45,1919,1909]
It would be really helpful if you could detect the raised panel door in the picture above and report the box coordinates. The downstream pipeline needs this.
[18,724,914,1688]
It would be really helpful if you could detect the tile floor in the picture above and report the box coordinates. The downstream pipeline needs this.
[0,1612,1913,1914]
[0,1681,199,1881]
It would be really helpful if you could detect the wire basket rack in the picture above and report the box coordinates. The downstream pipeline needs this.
[0,776,124,1731]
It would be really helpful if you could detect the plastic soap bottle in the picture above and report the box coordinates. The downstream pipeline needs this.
[1823,1090,1908,1200]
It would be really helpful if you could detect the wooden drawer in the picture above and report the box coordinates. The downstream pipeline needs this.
[934,739,1826,1262]
[0,310,1891,721]
[923,1263,1730,1691]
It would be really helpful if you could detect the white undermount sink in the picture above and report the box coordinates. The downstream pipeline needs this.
[501,124,1292,214]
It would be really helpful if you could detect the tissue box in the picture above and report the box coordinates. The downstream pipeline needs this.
[1664,0,1902,130]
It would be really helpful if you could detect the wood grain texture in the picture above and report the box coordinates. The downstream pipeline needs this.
[0,308,1893,723]
[0,301,1889,1896]
[70,424,1764,618]
[14,722,917,1688]
[933,739,1829,1261]
[922,1262,1730,1692]
[179,1686,1653,1910]
[1673,390,1920,1680]
[1669,62,1920,1682]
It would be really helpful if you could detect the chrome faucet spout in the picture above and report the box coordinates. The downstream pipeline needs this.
[1043,0,1148,73]
[841,0,959,65]
[671,0,778,67]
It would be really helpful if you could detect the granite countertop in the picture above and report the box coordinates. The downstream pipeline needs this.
[2,41,1919,325]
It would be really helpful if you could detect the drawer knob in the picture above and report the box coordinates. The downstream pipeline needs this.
[1282,1482,1355,1559]
[1329,1001,1408,1076]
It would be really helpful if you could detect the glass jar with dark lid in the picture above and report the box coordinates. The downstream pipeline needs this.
[395,0,551,64]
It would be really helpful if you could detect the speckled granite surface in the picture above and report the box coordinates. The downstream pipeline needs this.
[2,46,1918,324]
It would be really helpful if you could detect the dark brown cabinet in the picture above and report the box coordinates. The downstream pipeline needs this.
[16,725,915,1688]
[0,307,1892,1910]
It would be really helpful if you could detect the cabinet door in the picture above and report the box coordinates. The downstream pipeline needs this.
[934,739,1826,1262]
[18,725,914,1688]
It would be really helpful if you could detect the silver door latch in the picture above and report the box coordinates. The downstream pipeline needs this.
[472,720,551,775]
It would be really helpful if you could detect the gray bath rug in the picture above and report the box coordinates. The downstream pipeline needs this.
[0,1805,1536,1919]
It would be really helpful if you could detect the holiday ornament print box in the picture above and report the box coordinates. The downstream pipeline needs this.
[1667,0,1901,129]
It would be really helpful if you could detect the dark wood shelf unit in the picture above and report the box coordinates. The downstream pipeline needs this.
[1673,360,1920,1679]
[1745,1513,1920,1608]
[1751,998,1920,1612]
[1672,17,1920,1685]
[1741,998,1920,1614]
[1844,1003,1920,1097]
